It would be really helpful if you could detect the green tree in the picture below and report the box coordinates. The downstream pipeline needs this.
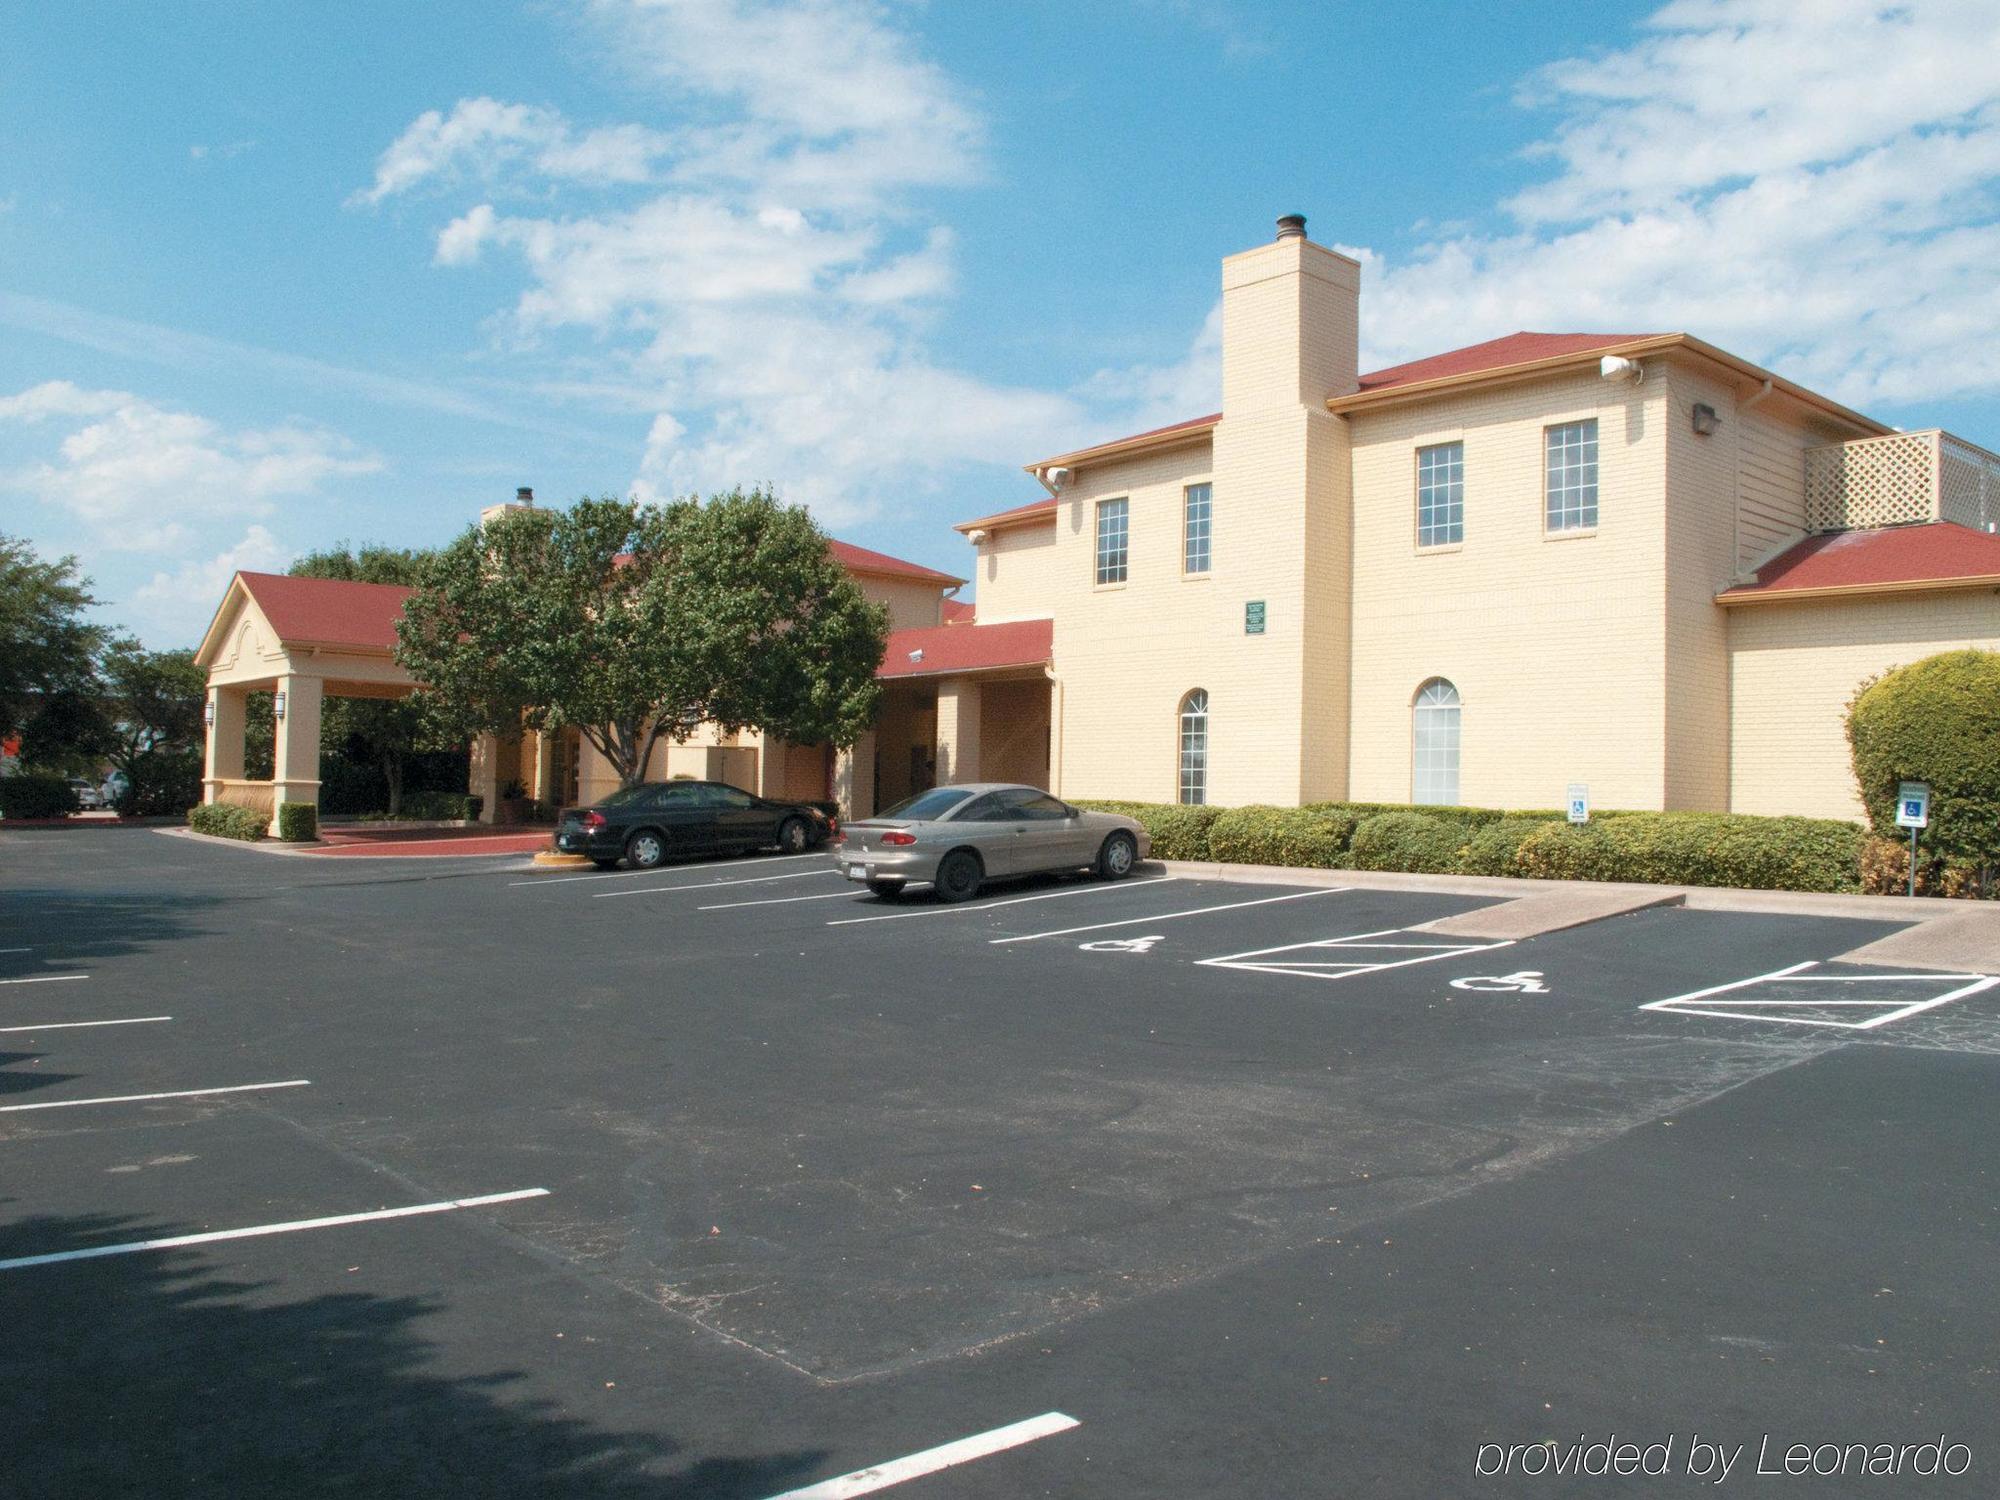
[0,533,104,735]
[288,543,448,815]
[396,490,887,788]
[1847,649,2000,876]
[97,640,206,815]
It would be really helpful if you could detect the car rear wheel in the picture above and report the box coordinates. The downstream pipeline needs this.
[625,830,666,870]
[1096,831,1137,880]
[777,816,810,854]
[934,850,982,903]
[866,878,905,899]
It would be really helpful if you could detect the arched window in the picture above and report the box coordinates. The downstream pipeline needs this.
[1178,689,1209,806]
[1412,679,1460,805]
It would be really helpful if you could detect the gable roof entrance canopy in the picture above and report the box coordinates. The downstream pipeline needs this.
[193,572,422,831]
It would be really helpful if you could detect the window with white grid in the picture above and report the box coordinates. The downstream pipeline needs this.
[1178,689,1208,806]
[1183,483,1212,574]
[1095,497,1129,585]
[1545,420,1599,531]
[1412,678,1460,806]
[1416,442,1463,547]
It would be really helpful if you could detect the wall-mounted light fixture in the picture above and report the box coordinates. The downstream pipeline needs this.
[1691,402,1722,436]
[273,690,288,721]
[203,699,216,728]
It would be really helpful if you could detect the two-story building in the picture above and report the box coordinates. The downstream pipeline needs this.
[871,215,2000,824]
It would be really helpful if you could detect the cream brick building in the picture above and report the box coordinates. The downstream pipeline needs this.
[197,217,2000,830]
[932,216,2000,823]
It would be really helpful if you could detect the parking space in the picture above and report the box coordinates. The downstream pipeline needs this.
[4,826,1998,1495]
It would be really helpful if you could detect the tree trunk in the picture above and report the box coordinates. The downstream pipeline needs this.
[384,753,404,817]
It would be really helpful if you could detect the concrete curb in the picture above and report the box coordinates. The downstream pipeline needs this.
[1155,859,1982,922]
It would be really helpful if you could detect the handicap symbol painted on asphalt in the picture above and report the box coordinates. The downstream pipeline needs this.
[1080,936,1165,954]
[1449,970,1550,994]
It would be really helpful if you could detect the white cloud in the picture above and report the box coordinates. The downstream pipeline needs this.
[1360,0,2000,408]
[0,383,380,551]
[350,97,675,206]
[126,524,293,644]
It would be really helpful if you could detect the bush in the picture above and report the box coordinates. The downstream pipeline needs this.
[188,803,267,841]
[1508,813,1864,892]
[1072,800,1226,861]
[276,802,318,842]
[1848,650,2000,874]
[397,791,475,821]
[1349,811,1476,873]
[0,773,78,819]
[118,750,201,817]
[1208,804,1358,868]
[1461,818,1549,876]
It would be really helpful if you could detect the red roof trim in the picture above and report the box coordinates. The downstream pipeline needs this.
[1717,522,2000,603]
[828,539,965,586]
[1356,331,1658,392]
[954,496,1058,533]
[236,572,412,653]
[877,618,1052,679]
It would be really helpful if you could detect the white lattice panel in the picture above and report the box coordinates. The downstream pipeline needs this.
[1940,435,2000,533]
[1804,431,1936,531]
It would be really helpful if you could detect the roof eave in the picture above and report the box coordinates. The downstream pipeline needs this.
[953,507,1057,536]
[847,562,969,588]
[1716,573,2000,606]
[1024,417,1219,474]
[1328,334,1889,436]
[877,659,1050,682]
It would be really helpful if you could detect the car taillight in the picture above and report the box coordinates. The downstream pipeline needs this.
[583,810,607,828]
[831,830,847,846]
[880,830,916,846]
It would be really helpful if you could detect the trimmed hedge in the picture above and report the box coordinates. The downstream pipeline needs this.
[0,773,78,819]
[276,802,318,842]
[1208,804,1357,868]
[1070,799,1876,894]
[188,803,267,841]
[396,791,475,821]
[1349,811,1476,873]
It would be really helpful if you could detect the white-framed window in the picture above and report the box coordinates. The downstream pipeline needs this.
[1545,419,1599,531]
[1412,678,1460,806]
[1416,442,1464,547]
[1183,482,1212,574]
[1095,497,1129,585]
[1178,688,1209,806]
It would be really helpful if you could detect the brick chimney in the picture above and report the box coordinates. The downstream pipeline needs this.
[1221,214,1360,411]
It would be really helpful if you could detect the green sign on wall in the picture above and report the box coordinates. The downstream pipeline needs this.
[1245,600,1266,635]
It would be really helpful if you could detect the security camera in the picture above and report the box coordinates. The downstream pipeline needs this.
[1599,355,1643,383]
[966,528,989,544]
[1046,466,1074,489]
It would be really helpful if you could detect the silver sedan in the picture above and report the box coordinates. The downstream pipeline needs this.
[832,784,1151,901]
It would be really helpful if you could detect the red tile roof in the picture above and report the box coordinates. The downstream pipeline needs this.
[238,572,412,652]
[1718,522,2000,602]
[878,618,1052,679]
[829,539,965,585]
[1357,331,1658,392]
[940,598,976,624]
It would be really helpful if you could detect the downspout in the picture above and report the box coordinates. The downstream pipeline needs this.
[1044,663,1063,798]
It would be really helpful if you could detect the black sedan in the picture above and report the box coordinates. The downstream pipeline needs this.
[554,780,835,870]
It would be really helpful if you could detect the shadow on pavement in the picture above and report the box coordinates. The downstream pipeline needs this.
[0,1208,829,1497]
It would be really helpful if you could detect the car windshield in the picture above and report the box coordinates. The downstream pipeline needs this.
[877,787,975,822]
[595,784,658,808]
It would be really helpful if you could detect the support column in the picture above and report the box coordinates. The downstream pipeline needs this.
[833,730,876,821]
[202,685,247,805]
[936,676,982,785]
[270,674,323,834]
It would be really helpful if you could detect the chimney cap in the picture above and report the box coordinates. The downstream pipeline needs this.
[515,486,534,504]
[1275,213,1307,241]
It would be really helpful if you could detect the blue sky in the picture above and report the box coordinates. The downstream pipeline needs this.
[4,0,1997,646]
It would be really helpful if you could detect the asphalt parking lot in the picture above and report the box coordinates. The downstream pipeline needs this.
[3,828,1997,1496]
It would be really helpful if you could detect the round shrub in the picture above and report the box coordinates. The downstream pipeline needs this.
[0,773,79,819]
[1071,800,1225,861]
[1461,818,1550,876]
[1208,804,1358,868]
[1348,811,1474,873]
[1847,650,2000,871]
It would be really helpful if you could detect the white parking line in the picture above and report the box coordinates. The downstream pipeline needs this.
[595,868,838,900]
[988,886,1348,944]
[0,947,31,955]
[0,1188,551,1273]
[0,974,86,987]
[508,852,827,888]
[764,1412,1081,1499]
[0,1016,171,1034]
[1639,962,2000,1030]
[827,877,1179,927]
[0,1079,310,1113]
[1198,929,1512,981]
[700,889,857,911]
